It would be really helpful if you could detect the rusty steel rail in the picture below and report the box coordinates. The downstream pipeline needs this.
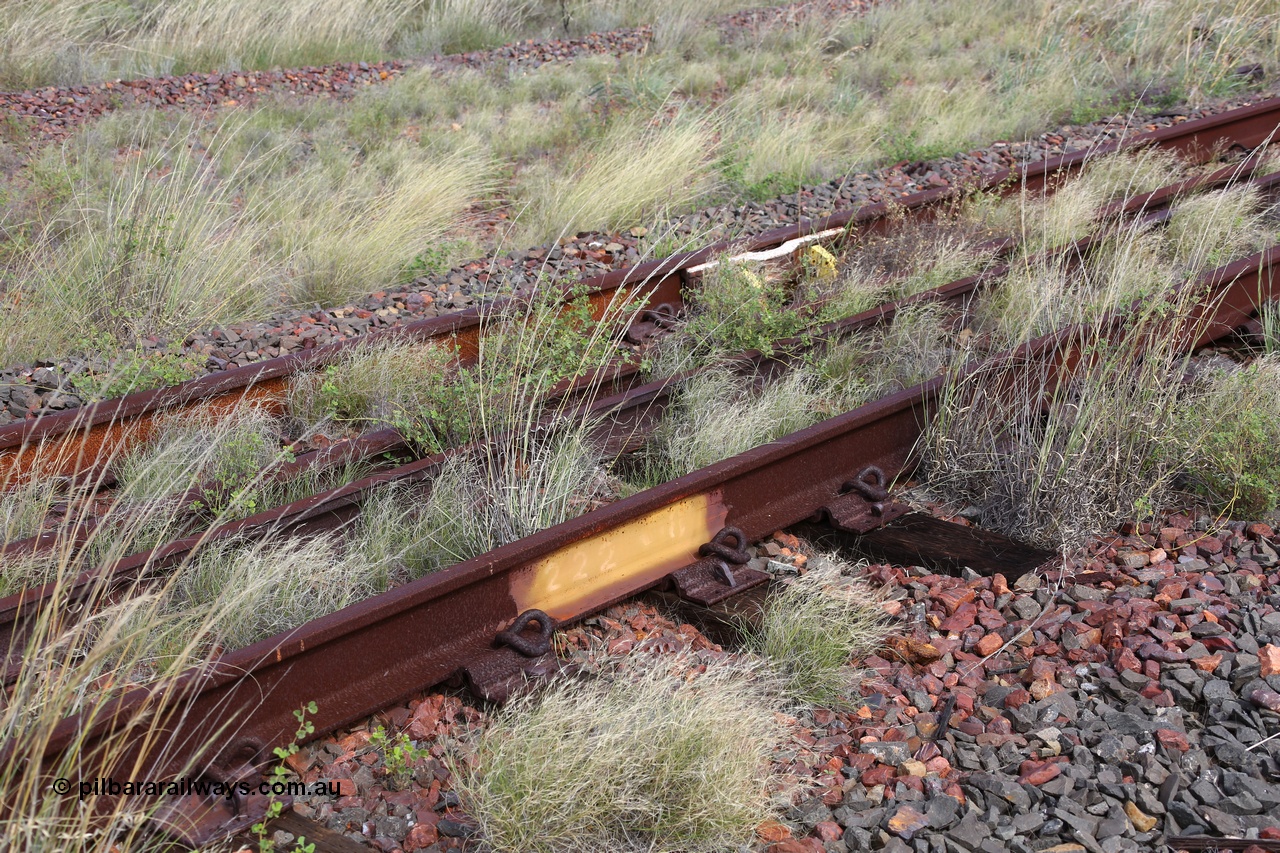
[6,146,1277,563]
[10,150,1280,652]
[12,226,1279,844]
[1170,839,1280,852]
[4,137,1280,687]
[3,95,1278,485]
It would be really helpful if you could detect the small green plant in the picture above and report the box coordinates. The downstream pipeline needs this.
[400,239,472,280]
[680,261,808,360]
[1179,359,1280,517]
[252,701,319,853]
[746,556,890,708]
[369,725,427,789]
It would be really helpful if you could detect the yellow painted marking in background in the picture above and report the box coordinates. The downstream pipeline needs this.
[805,244,838,280]
[512,492,727,620]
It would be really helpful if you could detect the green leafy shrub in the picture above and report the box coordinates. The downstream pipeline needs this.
[1181,359,1280,517]
[681,261,808,359]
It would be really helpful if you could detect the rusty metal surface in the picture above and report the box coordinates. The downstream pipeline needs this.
[17,232,1280,844]
[5,96,1277,485]
[0,270,684,483]
[669,527,771,606]
[1169,839,1280,852]
[819,466,912,535]
[4,179,1277,660]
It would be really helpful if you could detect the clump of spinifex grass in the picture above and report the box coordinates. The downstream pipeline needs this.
[314,426,612,585]
[746,554,891,709]
[1178,355,1280,517]
[978,164,1277,346]
[632,296,965,489]
[1163,183,1276,278]
[629,368,825,489]
[515,114,719,246]
[290,279,625,456]
[0,477,62,544]
[404,426,618,575]
[922,327,1196,549]
[452,653,785,853]
[116,406,288,517]
[816,300,966,409]
[296,272,640,572]
[920,165,1279,548]
[0,115,490,366]
[830,213,1003,304]
[164,534,384,652]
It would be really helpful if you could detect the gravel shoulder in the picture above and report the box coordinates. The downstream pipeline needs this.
[286,513,1280,853]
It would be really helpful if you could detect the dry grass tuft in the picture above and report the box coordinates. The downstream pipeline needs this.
[279,146,492,307]
[408,427,615,575]
[0,498,292,850]
[412,0,535,54]
[516,116,719,245]
[1162,182,1275,277]
[0,123,489,363]
[0,0,420,88]
[749,555,890,708]
[167,534,381,651]
[0,130,276,363]
[0,478,61,545]
[922,335,1193,550]
[817,300,962,406]
[453,653,784,853]
[918,155,1280,549]
[634,368,823,487]
[116,406,286,514]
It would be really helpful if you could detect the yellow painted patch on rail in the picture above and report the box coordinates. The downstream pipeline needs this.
[512,492,727,620]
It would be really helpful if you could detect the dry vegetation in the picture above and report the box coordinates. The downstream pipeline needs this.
[923,160,1280,549]
[4,2,1280,850]
[452,654,785,853]
[0,0,1276,370]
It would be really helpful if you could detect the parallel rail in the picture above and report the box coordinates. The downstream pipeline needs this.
[9,150,1276,563]
[8,148,1280,659]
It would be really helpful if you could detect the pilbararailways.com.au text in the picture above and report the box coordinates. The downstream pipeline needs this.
[52,776,341,802]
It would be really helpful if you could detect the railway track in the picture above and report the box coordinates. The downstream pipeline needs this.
[5,118,1278,644]
[3,93,1277,492]
[5,97,1280,851]
[2,117,1276,573]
